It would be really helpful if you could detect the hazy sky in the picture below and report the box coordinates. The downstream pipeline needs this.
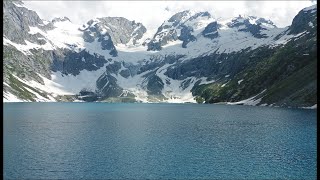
[23,1,316,32]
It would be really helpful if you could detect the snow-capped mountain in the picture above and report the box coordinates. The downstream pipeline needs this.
[226,15,277,38]
[3,1,317,108]
[147,10,216,50]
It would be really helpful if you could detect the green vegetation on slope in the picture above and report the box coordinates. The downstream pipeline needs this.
[192,33,317,107]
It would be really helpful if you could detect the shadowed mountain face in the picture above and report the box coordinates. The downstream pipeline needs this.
[3,1,317,108]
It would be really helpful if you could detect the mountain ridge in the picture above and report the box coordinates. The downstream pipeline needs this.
[3,1,317,108]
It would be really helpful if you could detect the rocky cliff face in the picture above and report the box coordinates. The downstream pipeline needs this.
[3,0,54,85]
[3,1,317,108]
[287,5,317,35]
[202,21,219,39]
[80,17,147,46]
[3,0,44,44]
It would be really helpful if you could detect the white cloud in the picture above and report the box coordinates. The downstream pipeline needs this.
[23,0,316,32]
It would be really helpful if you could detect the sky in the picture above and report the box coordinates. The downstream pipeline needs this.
[23,1,316,32]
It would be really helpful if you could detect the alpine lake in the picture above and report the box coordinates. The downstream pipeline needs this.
[3,103,317,179]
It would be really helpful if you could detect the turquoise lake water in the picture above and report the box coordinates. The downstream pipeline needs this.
[3,103,317,179]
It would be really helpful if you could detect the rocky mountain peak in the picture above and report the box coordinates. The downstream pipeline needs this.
[165,10,213,29]
[183,11,214,29]
[228,15,275,28]
[287,4,317,35]
[227,15,276,38]
[168,10,194,25]
[80,17,147,46]
[255,17,277,28]
[3,0,44,44]
[147,10,216,50]
[52,17,71,23]
[188,11,212,20]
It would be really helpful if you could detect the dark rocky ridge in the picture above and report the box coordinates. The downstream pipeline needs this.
[287,5,317,35]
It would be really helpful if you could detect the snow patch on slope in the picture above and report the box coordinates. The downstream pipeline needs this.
[3,37,54,55]
[45,66,107,94]
[3,91,26,102]
[4,75,55,102]
[23,86,55,102]
[227,89,266,106]
[302,104,317,109]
